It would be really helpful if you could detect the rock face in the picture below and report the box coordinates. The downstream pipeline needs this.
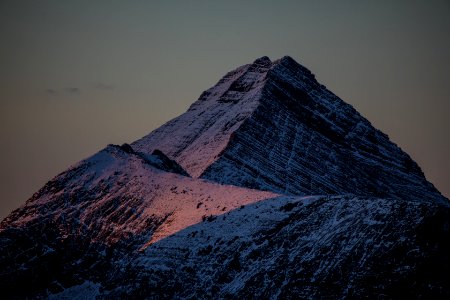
[0,56,449,299]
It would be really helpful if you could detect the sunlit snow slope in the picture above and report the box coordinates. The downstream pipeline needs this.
[1,144,276,245]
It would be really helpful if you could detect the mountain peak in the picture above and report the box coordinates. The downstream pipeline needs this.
[252,56,272,67]
[131,55,327,177]
[271,55,318,84]
[273,55,295,65]
[132,56,446,203]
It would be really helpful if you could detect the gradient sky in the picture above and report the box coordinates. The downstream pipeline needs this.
[1,0,449,219]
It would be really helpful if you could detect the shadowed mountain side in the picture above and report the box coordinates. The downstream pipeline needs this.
[45,195,450,299]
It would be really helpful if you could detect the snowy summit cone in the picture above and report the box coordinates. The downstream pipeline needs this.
[133,56,445,203]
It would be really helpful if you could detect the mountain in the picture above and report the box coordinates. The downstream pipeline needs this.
[1,56,449,299]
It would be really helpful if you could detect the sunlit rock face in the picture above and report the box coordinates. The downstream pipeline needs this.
[0,56,449,299]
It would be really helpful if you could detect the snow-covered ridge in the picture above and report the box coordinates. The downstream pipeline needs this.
[0,142,278,298]
[0,143,277,245]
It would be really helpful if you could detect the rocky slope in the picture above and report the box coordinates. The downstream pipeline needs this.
[95,196,450,299]
[0,56,449,299]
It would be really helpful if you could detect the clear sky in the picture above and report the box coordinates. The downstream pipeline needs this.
[1,0,449,219]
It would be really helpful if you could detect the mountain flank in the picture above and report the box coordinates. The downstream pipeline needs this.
[1,56,449,299]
